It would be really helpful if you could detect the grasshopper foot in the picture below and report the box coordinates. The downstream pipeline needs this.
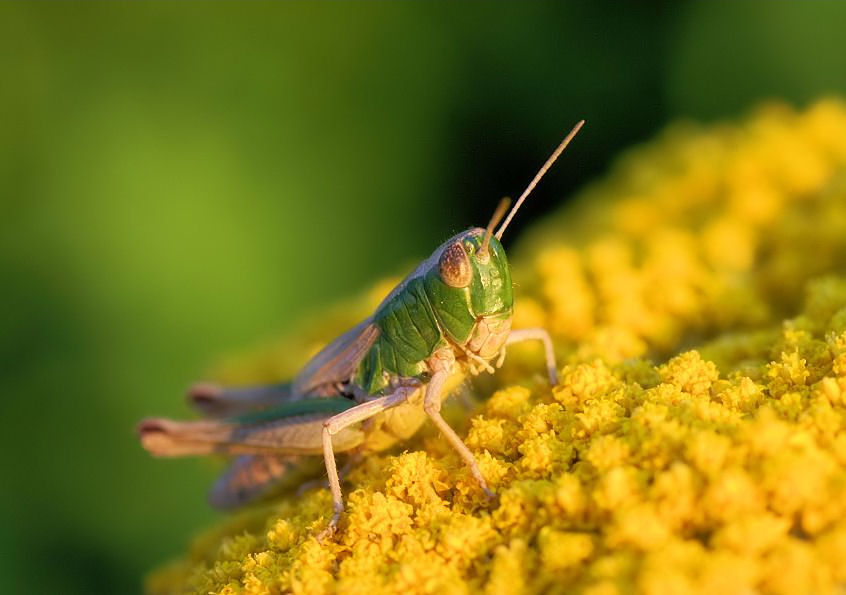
[478,480,498,504]
[315,524,336,544]
[470,471,497,502]
[468,466,496,501]
[315,509,342,544]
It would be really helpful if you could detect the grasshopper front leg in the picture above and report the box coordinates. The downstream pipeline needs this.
[504,327,559,385]
[318,385,417,541]
[423,349,495,499]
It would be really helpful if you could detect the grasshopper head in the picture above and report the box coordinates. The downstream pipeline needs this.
[435,121,585,317]
[436,228,512,316]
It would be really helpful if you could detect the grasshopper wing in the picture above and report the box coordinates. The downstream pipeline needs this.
[208,454,302,509]
[292,318,380,397]
[188,319,379,417]
[291,256,450,396]
[138,397,364,457]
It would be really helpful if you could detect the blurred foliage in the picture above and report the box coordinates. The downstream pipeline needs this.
[0,2,845,593]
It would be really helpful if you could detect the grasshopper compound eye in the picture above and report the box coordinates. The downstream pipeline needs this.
[438,242,472,288]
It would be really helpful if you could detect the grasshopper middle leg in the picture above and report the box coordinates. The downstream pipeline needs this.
[423,368,495,498]
[319,385,416,540]
[422,348,495,498]
[296,451,362,497]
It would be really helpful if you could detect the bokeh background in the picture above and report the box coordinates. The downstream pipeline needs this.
[2,2,846,593]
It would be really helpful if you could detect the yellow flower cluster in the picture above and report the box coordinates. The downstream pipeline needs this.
[148,99,846,594]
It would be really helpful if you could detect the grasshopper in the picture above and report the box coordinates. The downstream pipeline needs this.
[139,120,584,539]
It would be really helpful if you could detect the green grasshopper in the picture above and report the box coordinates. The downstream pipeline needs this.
[139,120,584,539]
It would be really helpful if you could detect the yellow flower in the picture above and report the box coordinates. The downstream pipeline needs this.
[149,99,846,595]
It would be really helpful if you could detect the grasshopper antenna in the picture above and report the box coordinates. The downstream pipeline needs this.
[479,197,511,259]
[495,119,585,241]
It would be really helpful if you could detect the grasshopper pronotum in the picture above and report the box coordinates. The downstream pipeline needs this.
[139,120,584,539]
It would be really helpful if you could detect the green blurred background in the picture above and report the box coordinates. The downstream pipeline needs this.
[2,2,846,592]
